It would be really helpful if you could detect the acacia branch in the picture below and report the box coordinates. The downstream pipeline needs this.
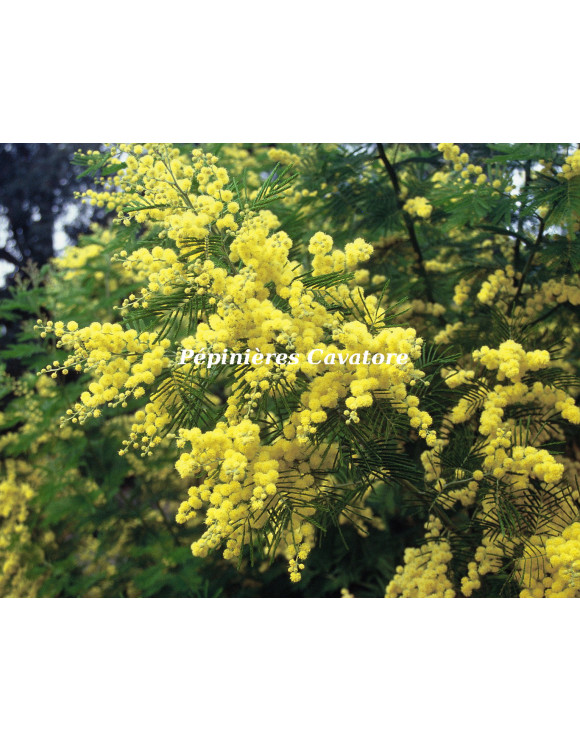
[508,160,532,279]
[478,224,534,248]
[508,216,546,313]
[0,247,21,268]
[376,143,435,304]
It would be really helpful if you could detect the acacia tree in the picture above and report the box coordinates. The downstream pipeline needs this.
[2,143,580,598]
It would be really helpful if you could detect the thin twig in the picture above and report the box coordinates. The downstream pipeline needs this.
[376,143,436,305]
[478,224,534,248]
[512,161,532,272]
[509,216,546,313]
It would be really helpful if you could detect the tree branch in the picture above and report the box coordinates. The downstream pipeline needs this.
[0,247,21,268]
[513,161,531,274]
[508,216,546,313]
[376,143,436,305]
[478,224,534,248]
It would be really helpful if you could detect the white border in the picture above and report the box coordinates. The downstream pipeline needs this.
[2,600,578,739]
[1,4,577,142]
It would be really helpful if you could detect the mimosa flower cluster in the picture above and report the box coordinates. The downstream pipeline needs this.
[44,144,437,582]
[385,516,455,598]
[403,334,580,598]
